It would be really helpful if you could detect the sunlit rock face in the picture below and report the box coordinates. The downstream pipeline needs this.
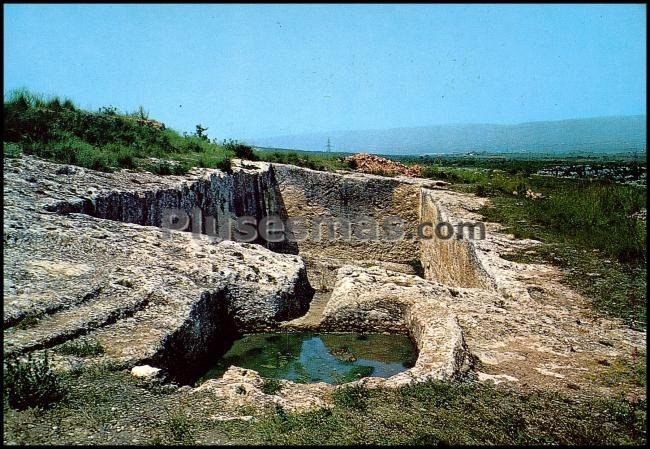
[3,156,312,384]
[4,155,644,412]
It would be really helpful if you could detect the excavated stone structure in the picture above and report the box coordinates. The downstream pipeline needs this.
[272,165,433,290]
[3,155,645,414]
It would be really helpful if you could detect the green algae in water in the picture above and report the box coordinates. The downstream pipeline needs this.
[198,332,418,385]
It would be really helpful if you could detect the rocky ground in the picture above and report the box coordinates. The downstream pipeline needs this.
[3,156,312,384]
[344,152,424,177]
[421,188,645,398]
[537,163,646,186]
[3,154,646,444]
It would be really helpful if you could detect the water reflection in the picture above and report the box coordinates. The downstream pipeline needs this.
[199,332,417,385]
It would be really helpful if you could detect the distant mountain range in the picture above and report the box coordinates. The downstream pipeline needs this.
[246,115,646,155]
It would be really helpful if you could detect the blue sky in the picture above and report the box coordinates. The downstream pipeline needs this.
[3,4,646,139]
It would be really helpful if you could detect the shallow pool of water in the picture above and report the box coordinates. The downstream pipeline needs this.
[198,332,418,385]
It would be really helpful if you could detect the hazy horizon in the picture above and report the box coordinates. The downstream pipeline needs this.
[248,115,647,155]
[246,113,647,141]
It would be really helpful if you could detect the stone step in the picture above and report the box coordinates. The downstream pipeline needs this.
[3,288,152,356]
[282,291,332,330]
[4,284,104,329]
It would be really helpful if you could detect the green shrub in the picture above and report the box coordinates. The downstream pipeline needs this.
[3,89,231,174]
[397,379,461,407]
[261,377,282,395]
[112,145,137,169]
[132,105,149,120]
[74,146,117,172]
[175,161,192,175]
[147,160,191,176]
[514,181,528,196]
[148,161,172,175]
[224,139,259,161]
[160,410,194,444]
[216,157,233,173]
[4,352,66,410]
[196,152,224,168]
[258,150,347,172]
[3,143,22,158]
[181,139,204,153]
[194,124,209,141]
[55,338,105,357]
[332,384,369,411]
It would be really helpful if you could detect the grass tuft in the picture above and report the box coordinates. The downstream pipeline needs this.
[4,352,66,410]
[332,384,369,411]
[260,378,282,395]
[55,338,105,357]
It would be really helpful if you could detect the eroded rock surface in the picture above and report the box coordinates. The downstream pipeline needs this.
[4,156,312,383]
[193,366,332,413]
[318,265,474,382]
[420,188,646,399]
[3,154,646,415]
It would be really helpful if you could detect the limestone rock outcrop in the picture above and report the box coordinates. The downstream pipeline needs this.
[3,153,645,412]
[3,156,313,383]
[319,265,475,383]
[193,366,332,413]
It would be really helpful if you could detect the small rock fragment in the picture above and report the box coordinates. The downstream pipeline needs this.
[131,365,161,379]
